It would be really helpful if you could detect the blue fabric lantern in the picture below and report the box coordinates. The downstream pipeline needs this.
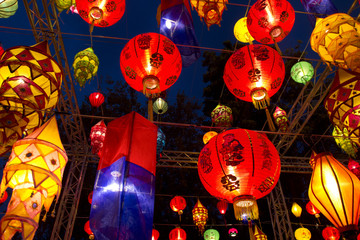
[157,128,166,155]
[300,0,338,27]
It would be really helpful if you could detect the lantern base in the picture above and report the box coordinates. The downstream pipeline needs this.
[251,88,269,110]
[233,195,259,221]
[143,75,160,97]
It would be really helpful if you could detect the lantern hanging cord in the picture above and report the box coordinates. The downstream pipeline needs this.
[244,0,251,17]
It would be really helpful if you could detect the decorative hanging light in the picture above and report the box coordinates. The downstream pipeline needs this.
[253,224,268,240]
[192,199,208,235]
[90,120,107,155]
[294,227,311,240]
[0,0,18,18]
[120,33,182,97]
[305,201,320,219]
[291,202,302,218]
[273,106,289,132]
[170,196,186,221]
[322,226,340,240]
[216,200,228,215]
[157,128,166,156]
[190,0,228,29]
[152,229,160,240]
[291,61,314,84]
[348,159,360,179]
[233,17,254,44]
[310,13,360,73]
[247,0,295,44]
[203,131,218,145]
[198,129,281,221]
[84,220,94,240]
[73,48,99,87]
[204,229,220,240]
[228,228,238,237]
[88,191,93,204]
[89,92,104,107]
[169,227,186,240]
[332,126,357,158]
[153,97,168,114]
[0,191,8,204]
[300,0,338,27]
[211,104,233,128]
[55,0,75,12]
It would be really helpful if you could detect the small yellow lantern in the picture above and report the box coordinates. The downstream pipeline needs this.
[233,17,254,44]
[203,131,218,144]
[73,47,99,87]
[295,227,311,240]
[0,0,18,18]
[291,202,302,218]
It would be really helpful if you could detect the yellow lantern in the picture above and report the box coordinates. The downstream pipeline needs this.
[332,126,357,158]
[203,131,217,144]
[0,0,18,18]
[294,227,311,240]
[192,199,208,235]
[291,202,302,218]
[73,47,99,87]
[190,0,228,29]
[253,224,267,240]
[55,0,75,12]
[233,17,254,44]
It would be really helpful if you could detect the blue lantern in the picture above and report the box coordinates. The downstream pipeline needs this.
[300,0,338,27]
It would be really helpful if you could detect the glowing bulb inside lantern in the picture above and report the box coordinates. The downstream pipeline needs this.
[165,20,172,29]
[104,182,121,192]
[90,7,103,20]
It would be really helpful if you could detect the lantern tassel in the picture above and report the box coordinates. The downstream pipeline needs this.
[265,108,276,132]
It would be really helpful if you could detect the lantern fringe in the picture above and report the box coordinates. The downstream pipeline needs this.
[265,108,276,132]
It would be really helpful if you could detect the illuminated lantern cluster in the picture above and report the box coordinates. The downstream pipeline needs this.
[348,159,360,179]
[273,106,289,132]
[253,224,267,240]
[247,0,295,44]
[170,196,186,221]
[90,120,107,155]
[153,97,168,114]
[152,229,160,240]
[203,131,218,145]
[192,199,208,234]
[190,0,228,29]
[294,227,311,240]
[233,17,254,44]
[291,61,314,84]
[211,104,233,127]
[120,33,182,97]
[300,0,338,27]
[169,227,186,240]
[55,0,75,12]
[310,13,360,73]
[198,129,281,221]
[228,228,238,237]
[332,126,357,158]
[84,220,94,239]
[305,201,320,219]
[204,229,219,240]
[73,48,99,87]
[89,92,104,107]
[322,227,340,240]
[224,44,285,110]
[216,200,228,215]
[0,0,18,18]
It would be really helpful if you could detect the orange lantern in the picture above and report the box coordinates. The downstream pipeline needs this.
[192,199,208,234]
[190,0,228,29]
[322,226,340,240]
[211,104,233,128]
[84,220,94,240]
[90,120,107,155]
[169,227,186,240]
[216,200,228,215]
[203,131,218,144]
[273,106,289,132]
[89,92,105,108]
[120,33,182,97]
[305,201,320,219]
[152,229,160,240]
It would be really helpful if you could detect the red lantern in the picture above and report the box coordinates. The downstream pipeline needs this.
[152,229,160,240]
[0,43,3,57]
[305,201,320,218]
[0,191,7,204]
[84,220,94,240]
[322,227,340,240]
[89,92,105,107]
[247,0,295,44]
[348,159,360,179]
[90,120,107,154]
[169,227,186,240]
[170,196,186,215]
[88,191,93,204]
[120,33,182,97]
[76,0,125,27]
[223,44,285,110]
[216,200,228,215]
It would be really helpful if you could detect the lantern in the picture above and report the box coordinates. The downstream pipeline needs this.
[157,128,166,155]
[0,191,7,204]
[153,97,168,114]
[228,228,238,237]
[322,227,340,240]
[332,126,357,158]
[190,0,228,29]
[120,33,182,97]
[84,220,94,240]
[308,152,360,233]
[89,92,104,107]
[348,159,360,179]
[291,202,302,218]
[295,227,311,240]
[169,227,186,240]
[152,229,160,240]
[88,191,93,204]
[90,120,107,155]
[198,129,281,221]
[55,0,75,12]
[291,61,314,84]
[76,0,125,28]
[273,106,289,132]
[247,0,295,44]
[310,13,360,73]
[216,200,228,215]
[170,196,187,219]
[0,43,4,56]
[73,48,99,87]
[0,0,18,18]
[211,104,233,127]
[234,17,254,44]
[300,0,338,27]
[192,199,208,234]
[305,201,320,218]
[204,229,219,240]
[203,131,218,145]
[253,224,267,240]
[223,44,285,110]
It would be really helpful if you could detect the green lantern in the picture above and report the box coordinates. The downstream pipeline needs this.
[0,0,18,18]
[291,61,314,84]
[73,47,99,87]
[204,229,220,240]
[153,97,168,115]
[55,0,75,12]
[332,126,357,158]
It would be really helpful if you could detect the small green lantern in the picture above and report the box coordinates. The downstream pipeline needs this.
[73,47,99,87]
[0,0,18,18]
[55,0,75,12]
[291,61,314,84]
[153,97,168,115]
[332,126,358,158]
[204,229,220,240]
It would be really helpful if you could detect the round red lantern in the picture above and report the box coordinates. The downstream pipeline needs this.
[306,201,320,218]
[169,227,186,240]
[120,33,182,97]
[76,0,125,27]
[84,220,94,239]
[247,0,295,44]
[216,200,228,215]
[152,229,160,240]
[223,44,285,110]
[0,191,8,204]
[170,196,186,215]
[198,129,281,221]
[322,227,340,240]
[89,92,105,107]
[348,159,360,179]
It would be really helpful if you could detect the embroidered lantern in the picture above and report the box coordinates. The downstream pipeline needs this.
[300,0,338,27]
[0,191,7,204]
[216,200,228,215]
[332,126,357,158]
[152,229,160,240]
[310,13,360,73]
[55,0,75,12]
[198,129,281,221]
[305,201,320,219]
[211,104,233,128]
[322,227,340,240]
[253,224,267,240]
[247,0,295,44]
[308,152,360,233]
[203,131,218,145]
[291,61,314,84]
[204,229,219,240]
[120,33,182,97]
[190,0,228,29]
[291,202,302,218]
[192,199,208,234]
[295,227,311,240]
[84,220,94,240]
[169,227,186,240]
[348,159,360,179]
[234,17,254,44]
[228,228,238,237]
[273,106,289,132]
[170,196,186,221]
[75,0,125,28]
[73,48,99,87]
[153,97,168,114]
[90,120,107,155]
[0,0,18,18]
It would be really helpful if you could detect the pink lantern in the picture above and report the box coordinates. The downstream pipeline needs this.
[348,159,360,179]
[90,120,107,155]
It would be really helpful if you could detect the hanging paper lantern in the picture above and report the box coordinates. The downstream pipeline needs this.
[84,220,94,240]
[310,13,360,73]
[273,106,289,132]
[55,0,75,12]
[203,131,218,145]
[348,159,360,179]
[90,120,107,155]
[322,227,340,240]
[89,92,104,107]
[211,104,233,127]
[0,0,18,18]
[300,0,338,27]
[153,97,168,114]
[152,229,160,240]
[291,61,314,84]
[332,126,357,158]
[253,224,267,240]
[157,128,166,155]
[192,199,208,235]
[169,227,186,240]
[295,227,311,240]
[228,228,238,237]
[0,191,7,204]
[170,196,187,215]
[305,201,320,218]
[73,48,99,87]
[308,152,360,233]
[224,44,285,110]
[120,33,182,97]
[247,0,295,44]
[234,17,254,44]
[291,202,302,218]
[190,0,228,29]
[198,129,281,221]
[76,0,125,27]
[204,229,220,240]
[216,200,228,215]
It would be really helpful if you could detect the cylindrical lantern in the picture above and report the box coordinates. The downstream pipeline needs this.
[247,0,295,44]
[322,227,340,240]
[120,33,182,97]
[84,220,94,240]
[192,199,208,235]
[76,0,125,27]
[90,120,107,155]
[169,227,186,240]
[203,131,218,145]
[216,200,228,215]
[233,17,254,44]
[332,126,357,158]
[204,229,220,240]
[295,227,311,240]
[291,61,314,84]
[300,0,338,27]
[305,201,320,218]
[291,202,302,218]
[253,224,268,240]
[170,196,187,215]
[0,0,18,18]
[223,44,285,109]
[308,152,360,233]
[228,228,238,237]
[348,159,360,179]
[89,92,104,107]
[273,106,289,132]
[152,228,160,240]
[73,48,99,87]
[153,97,168,114]
[190,0,228,29]
[211,104,233,127]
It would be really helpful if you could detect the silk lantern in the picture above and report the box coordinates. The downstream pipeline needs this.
[73,48,99,87]
[273,106,289,132]
[153,97,168,114]
[211,104,233,128]
[348,159,360,179]
[190,0,228,29]
[332,126,357,158]
[306,201,320,218]
[0,0,18,18]
[291,202,302,218]
[295,227,311,240]
[169,227,186,240]
[291,61,314,84]
[90,120,107,155]
[198,129,281,221]
[152,229,160,240]
[203,131,218,145]
[120,33,182,97]
[300,0,338,27]
[216,200,228,215]
[247,0,295,44]
[253,224,268,240]
[192,199,208,234]
[228,228,238,237]
[322,227,340,240]
[308,152,360,233]
[84,220,94,240]
[204,229,219,240]
[234,17,254,44]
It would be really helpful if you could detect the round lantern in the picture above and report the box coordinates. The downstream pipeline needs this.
[120,33,182,97]
[305,201,320,218]
[198,129,281,221]
[192,199,208,234]
[228,228,238,237]
[0,191,8,204]
[204,229,220,240]
[169,227,186,240]
[84,220,94,239]
[348,159,360,179]
[0,0,18,18]
[291,202,302,218]
[203,131,218,145]
[153,97,168,114]
[223,44,285,110]
[273,106,289,132]
[76,0,125,27]
[73,48,99,87]
[88,191,93,204]
[157,128,166,155]
[211,104,233,127]
[332,126,357,158]
[322,227,340,240]
[233,17,254,44]
[291,61,314,84]
[170,196,186,215]
[310,13,360,73]
[216,200,228,215]
[295,227,311,240]
[89,92,104,107]
[152,228,160,240]
[247,0,295,44]
[190,0,228,29]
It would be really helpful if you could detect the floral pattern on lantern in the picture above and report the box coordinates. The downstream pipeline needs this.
[211,104,233,127]
[0,0,18,18]
[234,17,254,44]
[332,126,357,158]
[322,226,340,240]
[295,227,311,240]
[73,48,99,87]
[203,131,218,145]
[273,106,289,132]
[216,200,228,215]
[190,0,228,29]
[84,220,94,240]
[169,227,186,240]
[291,61,314,84]
[89,92,104,107]
[204,229,219,240]
[305,201,320,218]
[192,199,208,234]
[90,120,107,155]
[153,97,168,114]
